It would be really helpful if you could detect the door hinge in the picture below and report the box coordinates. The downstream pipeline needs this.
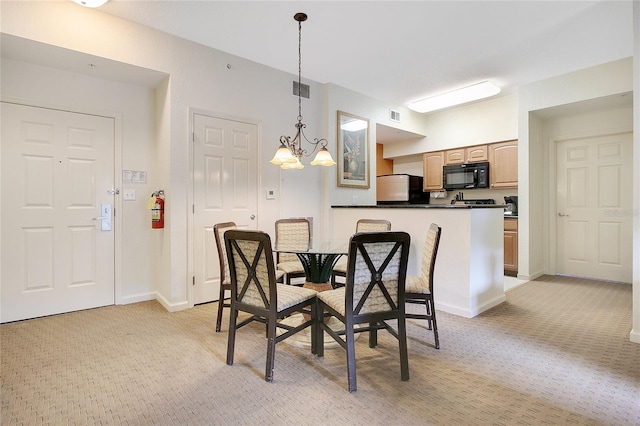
[192,204,195,214]
[192,276,195,286]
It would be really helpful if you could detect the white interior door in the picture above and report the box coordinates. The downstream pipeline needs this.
[1,102,115,322]
[192,113,258,304]
[556,132,633,283]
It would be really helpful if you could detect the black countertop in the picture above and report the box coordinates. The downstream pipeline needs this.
[332,204,506,209]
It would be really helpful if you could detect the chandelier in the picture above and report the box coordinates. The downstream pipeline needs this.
[270,13,336,170]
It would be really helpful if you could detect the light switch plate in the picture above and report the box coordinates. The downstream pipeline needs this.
[123,189,136,201]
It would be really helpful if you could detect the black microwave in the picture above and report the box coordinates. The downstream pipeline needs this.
[443,162,490,190]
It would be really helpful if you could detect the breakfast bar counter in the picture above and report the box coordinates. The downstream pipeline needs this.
[329,205,506,318]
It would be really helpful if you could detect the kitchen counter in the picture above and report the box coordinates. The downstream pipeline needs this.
[332,204,505,209]
[328,206,506,318]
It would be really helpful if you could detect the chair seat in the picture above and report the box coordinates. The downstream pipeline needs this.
[277,261,305,274]
[276,284,317,310]
[316,287,346,316]
[404,275,431,294]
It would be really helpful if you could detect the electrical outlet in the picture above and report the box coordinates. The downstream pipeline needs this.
[123,189,136,201]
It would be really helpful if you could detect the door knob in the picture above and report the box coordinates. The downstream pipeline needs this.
[250,214,256,220]
[558,212,570,217]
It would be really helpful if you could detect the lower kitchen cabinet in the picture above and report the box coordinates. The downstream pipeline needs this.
[504,217,518,276]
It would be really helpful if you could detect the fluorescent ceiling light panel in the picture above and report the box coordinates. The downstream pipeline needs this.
[408,81,501,113]
[71,0,109,8]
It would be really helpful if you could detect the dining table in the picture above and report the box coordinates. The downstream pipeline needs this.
[274,239,348,292]
[273,239,351,349]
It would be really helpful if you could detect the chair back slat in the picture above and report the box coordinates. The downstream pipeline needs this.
[421,223,441,293]
[225,230,277,310]
[214,222,237,285]
[355,219,391,233]
[346,232,410,316]
[275,218,310,264]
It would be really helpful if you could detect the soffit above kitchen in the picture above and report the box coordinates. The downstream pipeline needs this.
[98,1,634,110]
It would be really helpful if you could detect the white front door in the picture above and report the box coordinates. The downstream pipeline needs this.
[1,102,115,322]
[556,132,633,283]
[192,113,258,304]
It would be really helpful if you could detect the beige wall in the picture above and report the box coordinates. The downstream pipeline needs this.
[1,1,328,309]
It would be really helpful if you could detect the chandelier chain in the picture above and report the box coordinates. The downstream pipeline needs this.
[297,17,302,121]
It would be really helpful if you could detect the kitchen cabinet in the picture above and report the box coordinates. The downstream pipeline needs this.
[444,148,464,165]
[504,217,518,275]
[444,145,488,165]
[466,145,488,162]
[423,151,445,191]
[489,140,518,189]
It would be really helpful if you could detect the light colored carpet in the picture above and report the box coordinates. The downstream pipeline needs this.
[1,275,639,425]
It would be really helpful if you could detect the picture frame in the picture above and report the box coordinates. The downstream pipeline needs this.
[337,110,370,188]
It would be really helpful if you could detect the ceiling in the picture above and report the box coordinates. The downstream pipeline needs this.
[97,0,634,110]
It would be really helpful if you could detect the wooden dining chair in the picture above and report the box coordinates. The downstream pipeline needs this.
[275,218,310,285]
[330,219,391,287]
[213,222,237,332]
[316,231,411,392]
[214,222,285,332]
[405,223,442,349]
[224,229,318,382]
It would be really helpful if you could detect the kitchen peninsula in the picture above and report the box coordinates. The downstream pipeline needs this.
[330,204,505,318]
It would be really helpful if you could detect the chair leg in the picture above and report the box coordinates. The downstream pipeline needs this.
[215,284,226,332]
[398,315,410,381]
[428,296,440,349]
[316,301,325,358]
[226,305,238,366]
[368,321,378,348]
[265,318,277,382]
[345,323,357,392]
[310,301,318,355]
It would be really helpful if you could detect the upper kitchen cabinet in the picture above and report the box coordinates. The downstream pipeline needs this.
[444,148,464,165]
[466,145,488,162]
[489,140,518,189]
[423,151,445,191]
[445,145,488,165]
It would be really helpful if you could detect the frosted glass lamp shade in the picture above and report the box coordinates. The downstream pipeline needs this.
[270,146,296,165]
[310,147,336,166]
[281,158,304,169]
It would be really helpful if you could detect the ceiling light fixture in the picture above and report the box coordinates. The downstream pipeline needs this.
[71,0,109,8]
[270,13,336,170]
[408,81,501,113]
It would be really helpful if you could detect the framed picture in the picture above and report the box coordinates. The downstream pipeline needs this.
[337,110,370,188]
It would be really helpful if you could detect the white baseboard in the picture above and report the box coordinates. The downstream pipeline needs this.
[436,294,507,319]
[504,276,529,291]
[630,329,640,344]
[118,292,156,305]
[155,293,190,312]
[469,294,507,318]
[118,292,191,313]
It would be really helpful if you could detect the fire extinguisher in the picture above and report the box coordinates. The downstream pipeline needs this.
[151,190,165,229]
